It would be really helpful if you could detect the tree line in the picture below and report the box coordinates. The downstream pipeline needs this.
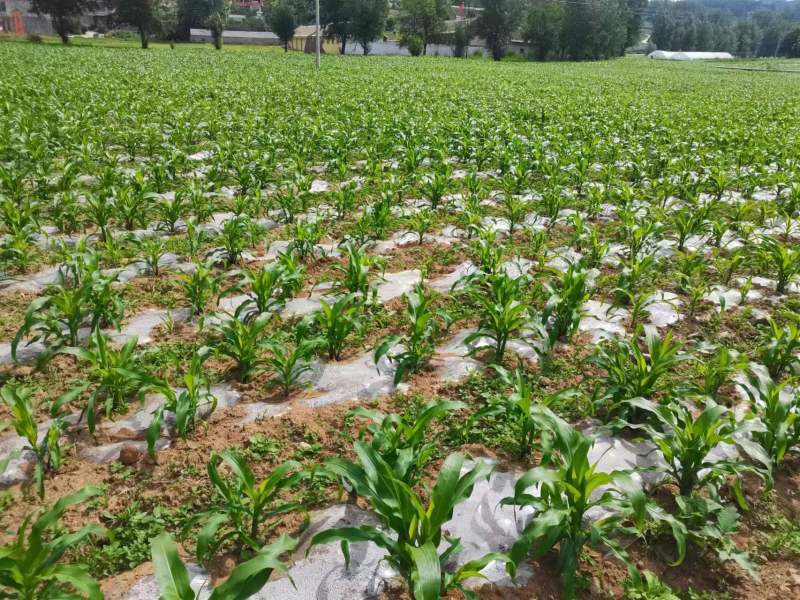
[26,0,800,59]
[649,0,800,57]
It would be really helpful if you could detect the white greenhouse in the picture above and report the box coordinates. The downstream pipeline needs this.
[648,50,734,60]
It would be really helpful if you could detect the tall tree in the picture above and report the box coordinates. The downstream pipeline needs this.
[267,1,297,51]
[115,0,159,48]
[154,0,179,43]
[398,0,450,55]
[321,0,352,53]
[206,0,229,49]
[475,0,523,60]
[452,22,469,57]
[624,0,647,47]
[176,0,212,41]
[524,0,565,60]
[350,0,388,55]
[30,0,95,43]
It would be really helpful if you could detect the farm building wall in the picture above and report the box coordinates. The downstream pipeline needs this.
[0,0,114,35]
[343,40,488,57]
[190,28,281,46]
[0,0,53,35]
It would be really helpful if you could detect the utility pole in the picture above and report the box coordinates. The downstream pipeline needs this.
[315,0,321,69]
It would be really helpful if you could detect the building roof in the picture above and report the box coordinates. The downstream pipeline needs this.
[190,28,278,40]
[293,25,320,38]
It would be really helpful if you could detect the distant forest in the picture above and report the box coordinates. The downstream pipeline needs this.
[647,0,800,56]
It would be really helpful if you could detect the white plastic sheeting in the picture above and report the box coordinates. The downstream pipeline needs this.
[648,50,734,60]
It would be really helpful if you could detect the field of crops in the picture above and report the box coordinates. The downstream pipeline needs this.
[1,40,800,600]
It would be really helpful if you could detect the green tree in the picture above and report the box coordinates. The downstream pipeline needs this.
[207,0,230,49]
[267,1,297,51]
[524,0,565,60]
[176,0,212,41]
[475,0,523,60]
[350,0,388,54]
[115,0,159,48]
[31,0,94,44]
[321,0,352,53]
[398,0,450,55]
[154,0,179,42]
[779,27,800,57]
[452,22,469,57]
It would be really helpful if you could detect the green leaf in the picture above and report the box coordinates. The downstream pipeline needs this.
[209,534,298,600]
[408,541,442,600]
[150,532,195,600]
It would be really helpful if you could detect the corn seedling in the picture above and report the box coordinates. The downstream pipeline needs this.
[0,383,64,499]
[760,318,800,379]
[306,294,365,361]
[590,328,685,422]
[150,532,297,600]
[195,451,306,561]
[313,447,508,600]
[210,308,272,382]
[349,399,465,484]
[147,347,217,456]
[0,486,105,599]
[56,331,155,433]
[501,408,639,599]
[374,282,450,383]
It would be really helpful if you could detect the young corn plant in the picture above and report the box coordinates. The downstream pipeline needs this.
[275,249,305,298]
[404,207,434,244]
[306,293,365,361]
[179,259,221,318]
[333,185,357,219]
[0,486,105,600]
[221,263,295,322]
[263,333,322,397]
[0,383,64,499]
[183,217,207,259]
[499,193,530,234]
[671,207,708,252]
[542,265,590,346]
[332,241,376,298]
[13,266,124,367]
[613,255,656,308]
[693,345,747,400]
[421,167,451,209]
[150,532,297,600]
[759,318,800,379]
[154,192,188,234]
[464,272,533,364]
[348,399,465,485]
[113,185,150,231]
[757,235,800,294]
[590,328,685,423]
[210,308,271,382]
[623,396,768,500]
[131,235,168,277]
[218,215,252,265]
[194,451,306,561]
[739,368,800,471]
[84,193,115,241]
[146,347,217,456]
[501,408,639,599]
[288,219,324,262]
[56,331,155,433]
[312,447,508,600]
[472,365,579,458]
[374,282,450,384]
[468,227,505,276]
